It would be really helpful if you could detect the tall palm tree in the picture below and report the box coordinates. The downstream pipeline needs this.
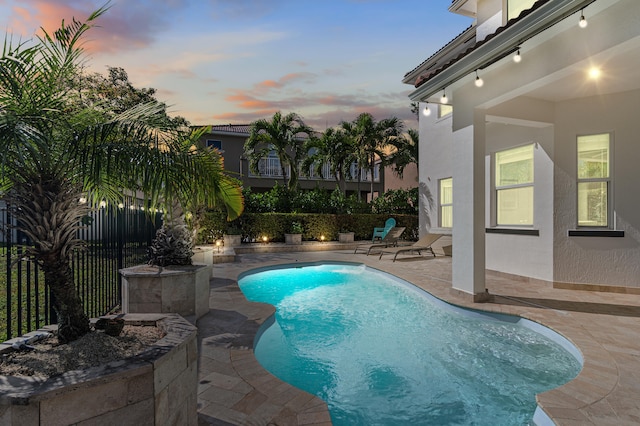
[302,127,355,194]
[244,111,314,191]
[388,128,419,178]
[0,9,243,342]
[343,113,403,200]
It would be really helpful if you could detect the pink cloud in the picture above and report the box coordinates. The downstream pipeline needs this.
[257,80,281,89]
[225,92,271,109]
[7,1,184,55]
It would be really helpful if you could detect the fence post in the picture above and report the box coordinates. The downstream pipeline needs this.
[5,210,12,340]
[117,205,124,302]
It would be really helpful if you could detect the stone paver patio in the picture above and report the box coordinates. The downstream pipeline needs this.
[196,245,640,425]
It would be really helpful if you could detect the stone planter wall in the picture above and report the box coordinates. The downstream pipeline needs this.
[0,314,197,426]
[120,264,211,322]
[285,233,302,245]
[192,246,214,277]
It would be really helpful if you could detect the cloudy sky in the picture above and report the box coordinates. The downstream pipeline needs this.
[0,0,472,129]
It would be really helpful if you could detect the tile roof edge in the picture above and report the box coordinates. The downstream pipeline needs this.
[410,0,555,89]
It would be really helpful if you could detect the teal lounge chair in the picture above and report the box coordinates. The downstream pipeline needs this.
[372,218,396,242]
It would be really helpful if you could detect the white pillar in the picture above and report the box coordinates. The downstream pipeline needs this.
[452,111,487,301]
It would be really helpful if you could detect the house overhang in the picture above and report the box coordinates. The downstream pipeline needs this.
[409,0,596,103]
[449,0,477,18]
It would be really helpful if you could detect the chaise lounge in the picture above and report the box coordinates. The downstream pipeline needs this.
[354,227,406,255]
[377,233,443,262]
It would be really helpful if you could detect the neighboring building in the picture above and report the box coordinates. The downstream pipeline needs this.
[197,124,384,198]
[383,143,419,191]
[403,0,640,299]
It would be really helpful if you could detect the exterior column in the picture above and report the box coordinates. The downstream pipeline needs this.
[451,111,487,301]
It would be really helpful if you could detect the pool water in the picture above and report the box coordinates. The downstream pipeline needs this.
[239,263,581,425]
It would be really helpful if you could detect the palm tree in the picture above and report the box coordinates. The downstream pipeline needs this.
[0,9,243,342]
[342,113,403,200]
[244,111,314,191]
[302,127,355,194]
[388,128,419,179]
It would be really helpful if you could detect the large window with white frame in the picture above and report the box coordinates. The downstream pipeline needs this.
[439,178,453,228]
[495,144,534,226]
[577,133,611,227]
[507,0,536,21]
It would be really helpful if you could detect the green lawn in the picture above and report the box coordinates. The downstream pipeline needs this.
[1,244,149,341]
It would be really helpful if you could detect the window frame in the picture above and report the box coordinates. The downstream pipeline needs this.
[493,143,535,227]
[576,132,613,229]
[439,177,453,228]
[206,139,223,151]
[438,104,453,119]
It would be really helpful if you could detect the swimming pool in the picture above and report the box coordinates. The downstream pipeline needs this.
[238,262,581,425]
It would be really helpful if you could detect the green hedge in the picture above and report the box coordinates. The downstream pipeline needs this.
[194,211,418,243]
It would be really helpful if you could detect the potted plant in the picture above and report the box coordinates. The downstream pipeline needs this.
[285,221,304,245]
[223,225,243,247]
[338,230,355,243]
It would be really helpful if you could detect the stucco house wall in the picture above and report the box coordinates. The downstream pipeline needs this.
[553,89,640,287]
[408,0,640,291]
[419,107,454,234]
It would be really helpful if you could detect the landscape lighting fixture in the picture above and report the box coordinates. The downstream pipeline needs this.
[441,89,448,104]
[513,49,522,63]
[474,70,484,87]
[579,9,588,28]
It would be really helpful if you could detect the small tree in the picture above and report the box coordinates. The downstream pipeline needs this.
[342,113,404,200]
[388,128,419,179]
[0,9,243,342]
[244,111,314,191]
[302,127,355,195]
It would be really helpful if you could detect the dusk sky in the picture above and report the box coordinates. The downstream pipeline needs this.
[0,0,472,130]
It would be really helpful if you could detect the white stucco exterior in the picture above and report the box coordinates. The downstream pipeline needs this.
[406,0,640,291]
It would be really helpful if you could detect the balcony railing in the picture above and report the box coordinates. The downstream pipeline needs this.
[247,158,379,182]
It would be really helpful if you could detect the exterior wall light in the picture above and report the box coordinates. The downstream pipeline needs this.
[579,10,588,28]
[423,103,431,116]
[474,70,484,87]
[513,49,522,63]
[441,89,448,104]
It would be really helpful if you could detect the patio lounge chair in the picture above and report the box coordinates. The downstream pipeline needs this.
[371,218,396,242]
[354,227,406,255]
[377,233,444,262]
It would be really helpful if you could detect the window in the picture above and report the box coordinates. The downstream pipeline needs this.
[206,139,222,150]
[577,133,610,227]
[495,144,534,226]
[439,178,453,228]
[507,0,536,21]
[438,104,453,118]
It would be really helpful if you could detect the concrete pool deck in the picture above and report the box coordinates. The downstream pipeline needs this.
[196,246,640,425]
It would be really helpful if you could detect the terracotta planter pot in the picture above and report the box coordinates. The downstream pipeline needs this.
[285,233,302,245]
[223,234,242,247]
[338,232,355,243]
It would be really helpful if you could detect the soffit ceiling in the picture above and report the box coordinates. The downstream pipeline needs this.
[523,36,640,102]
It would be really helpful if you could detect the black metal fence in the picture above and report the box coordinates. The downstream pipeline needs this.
[1,203,160,341]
